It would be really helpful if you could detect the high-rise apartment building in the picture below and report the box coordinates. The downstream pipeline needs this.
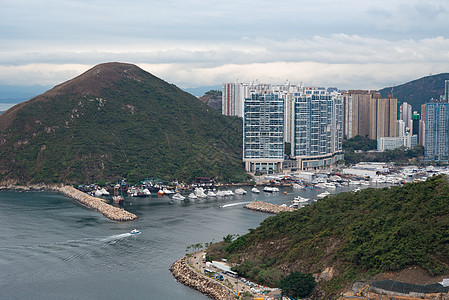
[445,80,449,102]
[424,102,449,162]
[291,88,343,170]
[344,90,397,140]
[243,93,284,174]
[223,82,302,143]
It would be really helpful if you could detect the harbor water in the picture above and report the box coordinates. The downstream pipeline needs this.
[0,184,381,299]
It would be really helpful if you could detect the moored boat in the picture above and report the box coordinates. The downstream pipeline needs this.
[172,193,185,200]
[251,187,260,194]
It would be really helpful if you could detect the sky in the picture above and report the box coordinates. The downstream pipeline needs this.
[1,0,449,92]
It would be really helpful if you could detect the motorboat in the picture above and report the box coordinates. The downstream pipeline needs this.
[317,191,330,198]
[172,193,185,200]
[263,186,279,192]
[187,192,198,199]
[292,183,304,190]
[223,190,234,196]
[293,196,309,203]
[163,188,174,194]
[251,187,260,194]
[206,191,217,197]
[130,229,141,235]
[234,188,247,195]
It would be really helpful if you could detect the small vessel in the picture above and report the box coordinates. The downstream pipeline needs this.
[130,229,141,235]
[188,192,198,199]
[293,196,309,203]
[251,187,260,194]
[317,191,330,198]
[263,186,279,193]
[206,191,217,197]
[113,184,124,204]
[234,188,247,195]
[172,193,185,200]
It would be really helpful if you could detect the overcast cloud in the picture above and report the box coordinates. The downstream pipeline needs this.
[1,0,448,90]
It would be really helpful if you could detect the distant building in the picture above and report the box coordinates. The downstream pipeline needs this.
[445,80,449,102]
[243,93,284,174]
[377,134,418,152]
[424,102,449,161]
[343,90,397,140]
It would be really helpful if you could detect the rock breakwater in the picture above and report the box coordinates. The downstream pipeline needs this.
[245,200,295,214]
[170,257,235,300]
[0,183,137,221]
[54,185,138,221]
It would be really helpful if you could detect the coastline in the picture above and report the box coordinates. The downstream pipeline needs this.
[244,199,295,214]
[0,183,138,221]
[170,256,235,300]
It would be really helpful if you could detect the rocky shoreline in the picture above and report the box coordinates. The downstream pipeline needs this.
[170,256,235,300]
[0,184,138,221]
[245,199,295,214]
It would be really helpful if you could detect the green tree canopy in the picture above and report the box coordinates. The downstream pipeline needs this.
[279,272,315,299]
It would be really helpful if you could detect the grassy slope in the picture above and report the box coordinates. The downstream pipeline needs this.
[213,175,449,298]
[0,63,246,184]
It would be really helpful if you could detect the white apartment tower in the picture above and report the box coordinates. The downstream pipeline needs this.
[291,88,344,170]
[243,92,284,174]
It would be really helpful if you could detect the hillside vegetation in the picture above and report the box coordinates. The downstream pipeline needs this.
[209,175,449,298]
[0,63,247,184]
[379,73,449,111]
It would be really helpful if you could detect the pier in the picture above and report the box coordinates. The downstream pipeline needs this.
[244,199,295,214]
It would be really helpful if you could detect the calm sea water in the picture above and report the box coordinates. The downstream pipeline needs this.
[0,184,377,299]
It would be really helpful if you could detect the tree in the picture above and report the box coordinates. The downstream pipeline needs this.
[279,272,315,299]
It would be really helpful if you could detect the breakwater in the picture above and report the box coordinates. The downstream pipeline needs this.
[245,200,295,214]
[54,185,137,221]
[0,183,137,221]
[170,257,235,300]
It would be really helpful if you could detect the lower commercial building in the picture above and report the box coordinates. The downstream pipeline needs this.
[377,134,418,151]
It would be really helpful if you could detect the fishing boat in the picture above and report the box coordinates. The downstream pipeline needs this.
[113,184,124,204]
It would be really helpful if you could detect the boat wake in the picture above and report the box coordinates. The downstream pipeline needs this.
[0,232,139,263]
[221,201,251,208]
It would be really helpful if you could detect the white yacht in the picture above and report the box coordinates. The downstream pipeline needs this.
[251,187,260,194]
[234,188,247,195]
[172,193,185,200]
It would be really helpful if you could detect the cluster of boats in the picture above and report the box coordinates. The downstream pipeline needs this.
[168,186,279,201]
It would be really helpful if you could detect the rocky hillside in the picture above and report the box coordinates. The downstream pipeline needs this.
[198,90,222,112]
[379,73,449,111]
[0,62,246,184]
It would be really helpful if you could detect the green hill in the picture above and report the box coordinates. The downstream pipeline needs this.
[209,175,449,298]
[379,73,449,112]
[0,62,247,184]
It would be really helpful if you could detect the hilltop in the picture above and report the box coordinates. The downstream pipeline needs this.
[208,175,449,298]
[0,62,247,184]
[379,73,449,111]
